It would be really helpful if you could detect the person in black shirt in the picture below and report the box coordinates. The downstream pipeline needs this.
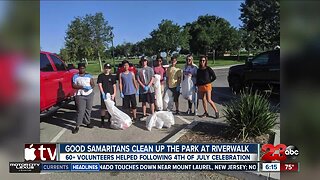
[97,63,117,128]
[196,56,219,118]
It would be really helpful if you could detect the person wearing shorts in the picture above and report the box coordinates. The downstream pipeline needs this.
[136,56,155,117]
[119,60,139,121]
[196,56,219,119]
[97,63,116,128]
[166,57,182,114]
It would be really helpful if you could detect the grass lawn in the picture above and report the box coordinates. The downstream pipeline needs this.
[84,58,244,75]
[176,59,243,68]
[208,59,244,67]
[86,63,103,75]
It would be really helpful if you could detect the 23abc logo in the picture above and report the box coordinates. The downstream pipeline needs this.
[261,144,299,161]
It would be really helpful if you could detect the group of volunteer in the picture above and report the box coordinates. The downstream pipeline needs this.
[71,55,219,134]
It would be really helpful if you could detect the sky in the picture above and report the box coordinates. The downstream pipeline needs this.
[41,1,244,53]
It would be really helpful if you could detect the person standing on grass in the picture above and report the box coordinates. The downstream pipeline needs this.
[166,56,182,114]
[196,56,219,118]
[182,54,198,115]
[137,56,155,118]
[72,63,95,134]
[119,60,139,121]
[97,63,116,128]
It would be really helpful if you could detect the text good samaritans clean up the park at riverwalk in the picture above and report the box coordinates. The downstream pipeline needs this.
[61,144,254,153]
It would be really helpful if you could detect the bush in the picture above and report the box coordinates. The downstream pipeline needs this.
[223,90,277,140]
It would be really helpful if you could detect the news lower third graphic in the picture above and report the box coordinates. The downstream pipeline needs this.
[8,143,300,173]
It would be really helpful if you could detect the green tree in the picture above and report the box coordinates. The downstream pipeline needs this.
[113,42,134,57]
[64,13,113,70]
[136,38,155,56]
[130,43,140,57]
[187,15,240,61]
[240,0,280,50]
[113,44,124,58]
[59,48,70,62]
[150,19,190,56]
[123,42,134,57]
[86,13,113,71]
[65,17,86,62]
[104,48,113,59]
[239,28,255,56]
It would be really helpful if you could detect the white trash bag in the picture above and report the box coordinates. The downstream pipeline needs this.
[146,111,175,131]
[181,76,193,101]
[153,74,163,111]
[155,111,175,128]
[146,113,157,131]
[104,93,132,130]
[155,118,164,129]
[163,88,173,111]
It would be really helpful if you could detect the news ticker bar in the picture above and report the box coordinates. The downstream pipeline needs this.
[9,162,259,173]
[59,153,258,162]
[10,162,300,173]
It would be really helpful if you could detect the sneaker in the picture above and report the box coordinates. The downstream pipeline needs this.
[186,109,192,115]
[215,111,220,119]
[199,112,209,118]
[175,111,180,115]
[72,127,79,134]
[86,123,93,128]
[140,115,147,121]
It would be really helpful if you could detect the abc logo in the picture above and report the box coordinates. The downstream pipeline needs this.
[261,144,299,161]
[285,145,299,160]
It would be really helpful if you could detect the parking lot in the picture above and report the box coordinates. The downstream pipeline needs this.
[40,68,246,143]
[39,67,280,179]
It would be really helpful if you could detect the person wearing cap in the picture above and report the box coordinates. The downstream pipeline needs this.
[119,60,139,121]
[72,63,95,134]
[97,63,117,128]
[136,56,155,117]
